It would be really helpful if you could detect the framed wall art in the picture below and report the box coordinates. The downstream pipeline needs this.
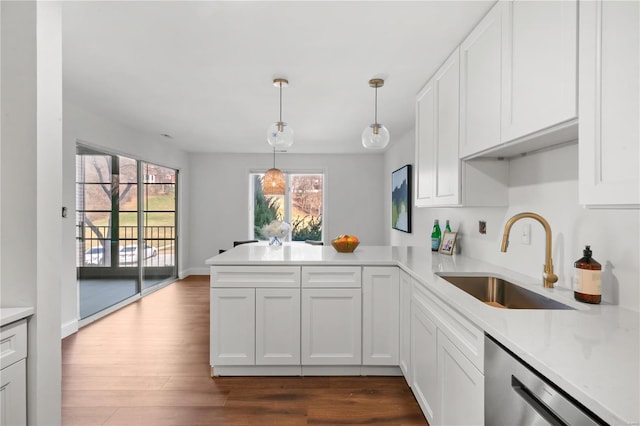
[391,164,412,233]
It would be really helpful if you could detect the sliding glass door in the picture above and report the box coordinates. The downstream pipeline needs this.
[141,162,177,290]
[76,145,178,320]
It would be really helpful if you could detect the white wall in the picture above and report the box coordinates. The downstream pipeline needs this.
[186,152,386,274]
[61,102,190,336]
[385,131,640,312]
[1,2,63,423]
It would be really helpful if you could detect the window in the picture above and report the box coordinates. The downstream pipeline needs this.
[250,172,324,242]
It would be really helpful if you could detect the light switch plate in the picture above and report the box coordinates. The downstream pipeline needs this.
[521,223,531,245]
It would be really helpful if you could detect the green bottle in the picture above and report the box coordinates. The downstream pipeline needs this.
[431,219,441,251]
[445,220,452,233]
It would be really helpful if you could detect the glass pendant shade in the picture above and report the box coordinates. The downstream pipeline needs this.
[263,167,285,195]
[362,123,390,149]
[267,121,294,148]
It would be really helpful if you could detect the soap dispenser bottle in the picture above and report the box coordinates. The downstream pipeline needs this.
[573,245,602,304]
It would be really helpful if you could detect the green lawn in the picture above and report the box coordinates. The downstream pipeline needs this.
[85,195,175,244]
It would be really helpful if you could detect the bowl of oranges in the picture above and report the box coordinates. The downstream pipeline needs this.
[331,234,360,253]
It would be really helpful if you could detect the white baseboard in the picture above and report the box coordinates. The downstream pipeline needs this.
[181,267,209,277]
[61,319,78,339]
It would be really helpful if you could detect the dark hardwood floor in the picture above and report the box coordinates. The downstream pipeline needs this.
[62,275,428,425]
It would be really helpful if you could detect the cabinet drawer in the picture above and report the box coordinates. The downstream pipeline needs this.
[211,266,300,288]
[1,319,27,369]
[302,266,361,288]
[413,283,484,372]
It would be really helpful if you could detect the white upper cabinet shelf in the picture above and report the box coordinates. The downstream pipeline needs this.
[578,0,639,207]
[458,0,578,160]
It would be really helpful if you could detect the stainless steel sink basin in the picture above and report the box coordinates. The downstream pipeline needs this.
[437,275,574,310]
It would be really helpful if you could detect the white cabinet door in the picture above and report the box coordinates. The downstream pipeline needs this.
[459,2,503,158]
[255,288,300,365]
[579,0,639,206]
[0,359,27,426]
[433,48,461,206]
[398,270,412,382]
[410,296,438,425]
[362,267,399,366]
[210,288,255,366]
[501,0,577,142]
[438,331,484,426]
[415,49,461,207]
[415,79,435,207]
[301,288,361,365]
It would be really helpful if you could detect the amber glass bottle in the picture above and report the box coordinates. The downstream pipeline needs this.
[573,245,602,304]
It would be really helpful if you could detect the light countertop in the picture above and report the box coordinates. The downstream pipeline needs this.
[0,307,34,327]
[207,244,639,425]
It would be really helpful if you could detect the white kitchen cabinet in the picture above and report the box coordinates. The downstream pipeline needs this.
[410,290,438,425]
[415,76,436,206]
[301,266,362,365]
[210,265,301,370]
[459,2,503,158]
[255,288,300,365]
[301,288,362,365]
[501,0,577,143]
[434,48,460,206]
[398,270,412,382]
[362,267,399,366]
[579,0,639,207]
[210,288,255,366]
[0,359,27,426]
[415,48,460,207]
[438,330,484,426]
[410,282,484,425]
[0,319,27,426]
[416,47,508,207]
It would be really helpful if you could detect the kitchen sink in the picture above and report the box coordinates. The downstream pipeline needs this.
[436,274,574,310]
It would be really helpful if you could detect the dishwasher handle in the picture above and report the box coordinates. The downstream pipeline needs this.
[511,375,568,426]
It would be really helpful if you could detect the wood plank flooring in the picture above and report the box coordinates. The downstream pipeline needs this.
[62,275,428,425]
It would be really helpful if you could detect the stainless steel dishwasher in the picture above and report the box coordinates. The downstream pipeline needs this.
[485,335,608,425]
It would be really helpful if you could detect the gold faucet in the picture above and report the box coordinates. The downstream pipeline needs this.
[500,212,558,288]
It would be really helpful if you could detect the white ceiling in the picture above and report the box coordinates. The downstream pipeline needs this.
[61,1,494,154]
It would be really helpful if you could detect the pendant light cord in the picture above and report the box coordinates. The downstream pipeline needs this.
[279,82,283,124]
[272,146,276,168]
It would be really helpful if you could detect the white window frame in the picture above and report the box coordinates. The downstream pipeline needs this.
[248,169,326,243]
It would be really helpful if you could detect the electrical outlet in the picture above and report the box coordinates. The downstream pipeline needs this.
[479,221,487,234]
[521,223,531,245]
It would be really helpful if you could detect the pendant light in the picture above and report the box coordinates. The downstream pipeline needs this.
[263,146,285,195]
[362,78,390,149]
[267,78,294,149]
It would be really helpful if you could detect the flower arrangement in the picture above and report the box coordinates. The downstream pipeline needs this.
[261,220,291,245]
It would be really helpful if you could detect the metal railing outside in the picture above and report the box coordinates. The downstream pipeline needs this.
[77,224,175,268]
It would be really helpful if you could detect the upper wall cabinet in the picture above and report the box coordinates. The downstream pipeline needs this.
[415,48,463,207]
[501,0,577,142]
[459,0,578,159]
[459,3,503,158]
[415,48,508,208]
[415,75,436,206]
[579,0,639,207]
